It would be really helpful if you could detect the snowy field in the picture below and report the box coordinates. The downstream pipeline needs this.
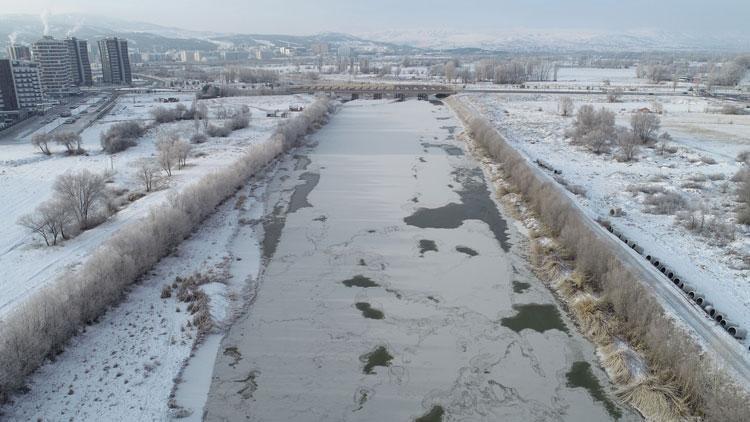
[4,168,270,420]
[463,91,750,344]
[0,92,312,317]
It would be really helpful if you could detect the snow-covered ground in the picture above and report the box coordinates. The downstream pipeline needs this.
[0,92,312,317]
[462,91,750,344]
[3,167,270,420]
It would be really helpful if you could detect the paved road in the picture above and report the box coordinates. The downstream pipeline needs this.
[450,96,750,386]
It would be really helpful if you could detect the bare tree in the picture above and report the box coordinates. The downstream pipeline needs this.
[631,111,661,143]
[196,102,209,130]
[31,133,52,155]
[53,131,83,155]
[558,97,574,117]
[156,131,179,176]
[18,197,75,246]
[569,105,616,153]
[445,61,456,82]
[134,158,162,192]
[53,170,107,229]
[616,129,640,162]
[606,88,623,103]
[175,140,191,169]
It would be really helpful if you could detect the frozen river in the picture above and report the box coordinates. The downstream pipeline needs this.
[204,99,636,421]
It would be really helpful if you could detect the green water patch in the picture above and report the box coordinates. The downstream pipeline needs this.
[501,304,569,334]
[288,172,320,213]
[455,246,478,256]
[404,168,510,252]
[361,346,393,374]
[566,361,622,420]
[355,302,384,320]
[420,142,464,156]
[419,239,438,255]
[342,275,380,288]
[512,280,531,293]
[261,205,286,261]
[293,154,311,171]
[415,405,445,422]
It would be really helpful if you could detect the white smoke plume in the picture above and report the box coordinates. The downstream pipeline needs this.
[66,18,85,37]
[8,31,18,45]
[40,10,50,36]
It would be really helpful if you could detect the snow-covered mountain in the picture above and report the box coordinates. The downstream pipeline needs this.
[360,28,750,53]
[1,13,747,54]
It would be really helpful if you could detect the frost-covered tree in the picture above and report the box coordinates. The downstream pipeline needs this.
[616,129,640,162]
[53,170,107,229]
[31,133,51,155]
[134,158,162,192]
[570,105,616,154]
[53,131,83,154]
[558,97,574,117]
[18,198,73,246]
[631,111,661,143]
[445,61,456,82]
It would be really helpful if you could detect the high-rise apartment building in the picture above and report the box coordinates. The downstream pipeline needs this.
[98,37,132,85]
[31,36,74,96]
[66,37,93,86]
[7,44,32,61]
[0,59,43,112]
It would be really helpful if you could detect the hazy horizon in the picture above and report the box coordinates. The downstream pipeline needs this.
[1,0,749,37]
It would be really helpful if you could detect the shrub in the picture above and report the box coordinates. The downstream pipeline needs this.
[206,123,232,137]
[100,121,146,153]
[569,105,616,154]
[558,96,574,117]
[643,191,687,214]
[190,133,207,144]
[631,111,660,143]
[151,104,193,124]
[228,114,250,130]
[720,104,743,115]
[735,150,750,165]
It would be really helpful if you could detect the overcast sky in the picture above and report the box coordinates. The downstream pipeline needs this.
[2,0,749,35]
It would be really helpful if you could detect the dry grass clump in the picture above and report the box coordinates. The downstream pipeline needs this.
[643,191,686,214]
[617,376,688,422]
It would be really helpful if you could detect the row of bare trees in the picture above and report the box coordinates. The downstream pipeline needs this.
[31,132,84,156]
[563,97,662,162]
[0,97,334,403]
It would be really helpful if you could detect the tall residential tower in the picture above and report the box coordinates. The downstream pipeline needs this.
[98,37,132,85]
[31,36,73,96]
[66,37,93,86]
